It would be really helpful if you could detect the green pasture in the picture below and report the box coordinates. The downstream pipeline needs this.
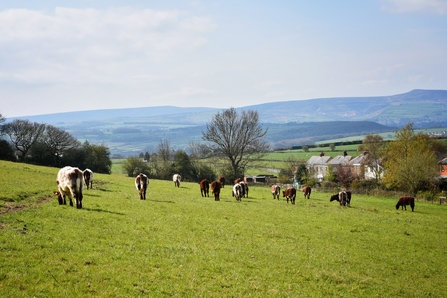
[1,160,447,297]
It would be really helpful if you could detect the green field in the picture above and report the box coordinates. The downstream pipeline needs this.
[1,160,447,297]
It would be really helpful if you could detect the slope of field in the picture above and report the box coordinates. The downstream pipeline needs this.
[1,161,447,297]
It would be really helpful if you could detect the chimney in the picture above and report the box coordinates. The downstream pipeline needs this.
[320,152,324,157]
[343,150,347,157]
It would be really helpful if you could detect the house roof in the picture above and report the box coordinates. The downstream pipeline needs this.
[328,155,352,165]
[349,152,368,165]
[306,155,332,166]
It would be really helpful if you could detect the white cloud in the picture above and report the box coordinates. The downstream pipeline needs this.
[0,7,216,85]
[382,0,447,14]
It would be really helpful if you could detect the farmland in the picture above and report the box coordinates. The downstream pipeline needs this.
[1,160,447,296]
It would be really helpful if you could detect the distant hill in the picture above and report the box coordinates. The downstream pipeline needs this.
[5,89,447,155]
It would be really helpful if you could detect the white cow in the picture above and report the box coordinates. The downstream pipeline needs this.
[173,174,181,188]
[54,166,84,208]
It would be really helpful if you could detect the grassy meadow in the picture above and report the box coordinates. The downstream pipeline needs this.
[1,160,447,297]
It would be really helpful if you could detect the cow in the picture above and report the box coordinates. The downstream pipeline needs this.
[239,181,249,198]
[302,186,311,200]
[210,180,222,201]
[173,174,181,188]
[135,173,149,200]
[271,184,281,200]
[282,187,296,204]
[396,196,415,212]
[54,166,84,208]
[218,176,225,188]
[330,191,350,206]
[82,168,94,190]
[199,179,210,197]
[233,183,243,201]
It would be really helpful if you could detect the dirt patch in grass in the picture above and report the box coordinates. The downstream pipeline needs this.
[0,197,54,216]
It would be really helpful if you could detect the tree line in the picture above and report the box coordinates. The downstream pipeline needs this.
[0,114,112,174]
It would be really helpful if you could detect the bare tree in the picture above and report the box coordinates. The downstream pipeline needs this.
[1,119,46,161]
[202,108,269,177]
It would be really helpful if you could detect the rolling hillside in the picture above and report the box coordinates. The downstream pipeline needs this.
[5,89,447,155]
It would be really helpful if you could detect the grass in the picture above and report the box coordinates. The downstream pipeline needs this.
[1,160,447,297]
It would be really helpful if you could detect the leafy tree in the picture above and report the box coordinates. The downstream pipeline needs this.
[170,150,197,181]
[202,107,269,177]
[0,140,16,161]
[144,152,150,161]
[383,123,438,195]
[302,146,309,152]
[329,143,336,151]
[122,156,150,177]
[1,119,46,161]
[358,134,386,182]
[83,142,112,174]
[295,164,309,185]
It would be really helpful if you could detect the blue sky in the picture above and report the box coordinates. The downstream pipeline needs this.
[1,0,446,117]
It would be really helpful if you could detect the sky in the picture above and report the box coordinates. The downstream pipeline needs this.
[1,0,446,117]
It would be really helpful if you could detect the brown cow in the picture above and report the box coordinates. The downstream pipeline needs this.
[396,196,415,212]
[54,166,84,208]
[283,187,296,204]
[218,176,225,188]
[210,180,222,201]
[302,186,311,200]
[199,179,210,197]
[83,168,94,190]
[271,184,281,200]
[135,173,149,200]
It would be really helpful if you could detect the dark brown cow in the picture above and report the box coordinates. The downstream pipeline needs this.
[135,173,149,200]
[396,196,415,212]
[210,180,222,201]
[330,190,352,206]
[301,186,311,200]
[54,166,84,208]
[83,168,94,189]
[271,184,281,200]
[218,176,225,188]
[282,187,296,204]
[239,181,249,198]
[199,179,210,197]
[329,190,352,206]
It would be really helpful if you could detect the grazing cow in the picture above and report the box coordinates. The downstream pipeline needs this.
[330,191,350,206]
[135,173,149,200]
[218,176,225,188]
[173,174,181,188]
[199,179,210,197]
[271,184,281,200]
[54,166,84,208]
[396,196,415,212]
[233,183,243,201]
[210,180,222,201]
[82,168,94,190]
[239,181,249,198]
[302,186,311,200]
[283,187,296,204]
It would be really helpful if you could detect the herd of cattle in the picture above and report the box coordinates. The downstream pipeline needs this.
[53,166,415,212]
